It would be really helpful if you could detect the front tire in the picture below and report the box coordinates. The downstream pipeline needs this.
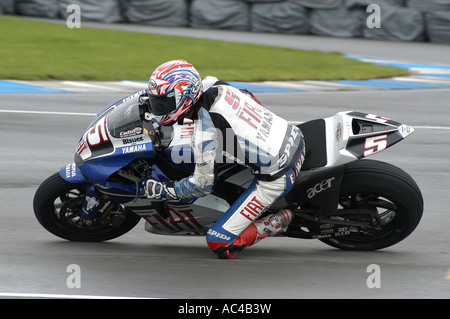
[319,160,423,251]
[33,173,141,242]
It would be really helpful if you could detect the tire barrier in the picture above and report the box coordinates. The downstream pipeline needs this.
[1,0,450,44]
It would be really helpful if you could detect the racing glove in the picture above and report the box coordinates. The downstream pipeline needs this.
[144,179,178,201]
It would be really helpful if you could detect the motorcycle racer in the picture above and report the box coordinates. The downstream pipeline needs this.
[144,60,305,259]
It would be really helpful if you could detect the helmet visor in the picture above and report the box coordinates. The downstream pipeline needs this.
[148,89,177,116]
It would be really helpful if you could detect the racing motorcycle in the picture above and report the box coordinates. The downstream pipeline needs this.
[33,90,423,252]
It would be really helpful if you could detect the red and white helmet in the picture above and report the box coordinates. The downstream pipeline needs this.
[147,60,202,125]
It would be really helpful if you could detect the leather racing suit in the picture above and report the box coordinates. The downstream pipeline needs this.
[163,77,305,259]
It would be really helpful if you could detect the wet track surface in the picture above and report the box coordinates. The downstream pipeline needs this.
[1,88,449,299]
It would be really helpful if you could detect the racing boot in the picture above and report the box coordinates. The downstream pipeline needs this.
[250,209,294,244]
[209,209,294,259]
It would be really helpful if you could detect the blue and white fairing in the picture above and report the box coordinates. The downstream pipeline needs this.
[60,90,156,185]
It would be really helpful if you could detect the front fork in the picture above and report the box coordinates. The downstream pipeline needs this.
[81,185,101,219]
[59,163,106,219]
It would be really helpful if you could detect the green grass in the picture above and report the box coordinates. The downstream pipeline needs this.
[0,16,408,82]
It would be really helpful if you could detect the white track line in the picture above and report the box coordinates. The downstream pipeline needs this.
[62,81,131,92]
[0,109,96,116]
[2,109,450,130]
[414,125,450,130]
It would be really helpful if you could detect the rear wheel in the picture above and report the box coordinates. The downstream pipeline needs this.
[33,173,141,242]
[318,160,423,251]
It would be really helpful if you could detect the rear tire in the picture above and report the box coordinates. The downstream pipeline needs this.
[319,160,423,251]
[33,173,141,242]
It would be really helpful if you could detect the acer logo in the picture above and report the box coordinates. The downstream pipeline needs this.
[307,177,335,199]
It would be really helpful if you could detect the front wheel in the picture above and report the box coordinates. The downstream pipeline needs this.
[33,173,141,242]
[319,160,423,251]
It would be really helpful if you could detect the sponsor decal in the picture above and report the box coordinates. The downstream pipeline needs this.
[288,150,305,185]
[257,110,273,142]
[65,163,77,179]
[336,121,343,141]
[238,102,262,130]
[121,144,147,154]
[398,124,413,138]
[122,136,144,145]
[224,89,264,131]
[142,205,202,232]
[121,90,146,103]
[239,196,265,222]
[76,139,88,155]
[180,122,195,139]
[207,229,231,241]
[278,126,300,168]
[119,127,142,138]
[307,177,335,199]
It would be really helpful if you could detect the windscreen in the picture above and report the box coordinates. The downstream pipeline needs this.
[107,101,143,138]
